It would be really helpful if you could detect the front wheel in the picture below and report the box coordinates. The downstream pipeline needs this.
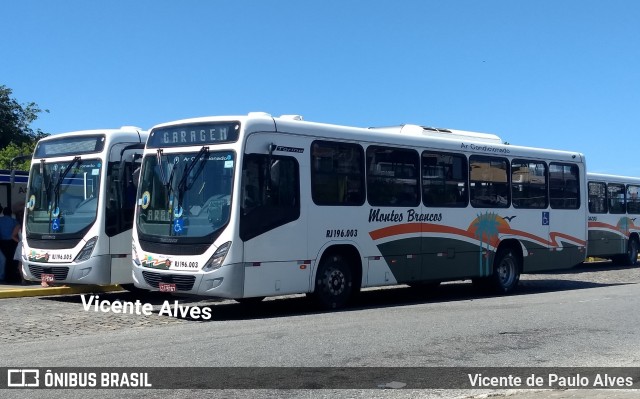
[312,254,353,310]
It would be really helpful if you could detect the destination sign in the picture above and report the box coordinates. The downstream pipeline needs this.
[147,122,240,148]
[35,135,106,157]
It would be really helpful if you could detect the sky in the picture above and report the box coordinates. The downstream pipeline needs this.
[2,0,639,175]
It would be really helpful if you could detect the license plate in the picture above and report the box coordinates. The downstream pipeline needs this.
[41,273,55,282]
[159,282,176,292]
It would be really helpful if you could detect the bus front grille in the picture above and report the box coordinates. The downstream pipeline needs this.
[28,265,69,281]
[138,239,211,256]
[141,271,196,291]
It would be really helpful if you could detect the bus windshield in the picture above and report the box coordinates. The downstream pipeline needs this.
[136,150,235,240]
[26,159,102,236]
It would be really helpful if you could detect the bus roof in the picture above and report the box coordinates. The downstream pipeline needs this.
[149,112,585,164]
[37,126,148,142]
[33,126,149,159]
[587,172,640,185]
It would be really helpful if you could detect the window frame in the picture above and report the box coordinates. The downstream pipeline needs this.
[421,150,469,208]
[511,159,548,209]
[366,145,420,207]
[469,155,511,209]
[310,140,365,206]
[587,181,608,214]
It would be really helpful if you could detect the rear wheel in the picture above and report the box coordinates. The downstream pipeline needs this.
[489,248,521,294]
[312,254,353,310]
[625,238,639,266]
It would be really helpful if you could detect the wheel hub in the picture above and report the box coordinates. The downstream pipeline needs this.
[328,270,345,295]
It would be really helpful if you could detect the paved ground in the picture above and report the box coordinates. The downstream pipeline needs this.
[1,260,638,399]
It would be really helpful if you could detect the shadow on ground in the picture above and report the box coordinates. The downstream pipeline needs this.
[39,266,630,322]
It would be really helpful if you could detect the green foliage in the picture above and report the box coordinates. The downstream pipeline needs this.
[0,84,49,170]
[0,142,35,170]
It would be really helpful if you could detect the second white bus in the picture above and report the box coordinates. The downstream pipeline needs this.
[131,113,588,308]
[587,172,640,265]
[22,127,148,288]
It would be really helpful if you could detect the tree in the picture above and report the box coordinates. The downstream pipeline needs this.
[0,85,49,170]
[0,142,35,170]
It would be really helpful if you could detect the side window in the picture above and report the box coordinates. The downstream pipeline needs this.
[422,151,468,207]
[469,155,509,208]
[607,183,626,214]
[627,185,640,214]
[549,163,580,209]
[311,141,364,206]
[511,159,548,209]
[366,146,419,207]
[588,181,607,214]
[240,154,300,241]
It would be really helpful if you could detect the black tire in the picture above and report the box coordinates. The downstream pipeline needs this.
[487,248,521,294]
[624,238,639,266]
[235,296,265,305]
[312,254,353,310]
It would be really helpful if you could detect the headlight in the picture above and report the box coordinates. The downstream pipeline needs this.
[202,241,231,272]
[74,236,98,262]
[132,243,141,266]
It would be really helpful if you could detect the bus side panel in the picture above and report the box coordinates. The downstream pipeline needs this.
[109,231,134,284]
[421,237,480,280]
[535,211,587,272]
[587,229,626,258]
[241,132,311,298]
[374,238,421,284]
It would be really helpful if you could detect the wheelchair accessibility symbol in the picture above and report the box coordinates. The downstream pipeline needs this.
[52,218,61,232]
[542,211,550,226]
[173,218,184,234]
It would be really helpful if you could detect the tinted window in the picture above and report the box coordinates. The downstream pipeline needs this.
[240,154,300,241]
[311,141,365,206]
[422,151,468,207]
[512,160,548,209]
[588,181,607,214]
[469,155,509,208]
[627,185,640,214]
[608,183,626,214]
[549,163,580,209]
[366,146,419,207]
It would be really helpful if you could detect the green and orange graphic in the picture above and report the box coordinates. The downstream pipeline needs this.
[370,212,586,277]
[588,216,639,237]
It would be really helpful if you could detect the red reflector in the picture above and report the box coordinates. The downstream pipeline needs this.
[300,265,307,270]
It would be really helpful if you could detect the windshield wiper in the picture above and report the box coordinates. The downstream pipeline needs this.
[156,149,167,186]
[50,156,80,231]
[171,147,209,235]
[177,146,209,196]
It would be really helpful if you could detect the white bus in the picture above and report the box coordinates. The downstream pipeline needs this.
[587,172,640,265]
[131,113,587,308]
[22,127,148,288]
